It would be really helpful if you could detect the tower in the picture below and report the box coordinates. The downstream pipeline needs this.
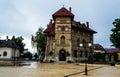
[52,7,74,61]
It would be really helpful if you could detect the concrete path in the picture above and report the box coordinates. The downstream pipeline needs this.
[92,66,120,77]
[0,62,120,77]
[71,65,120,77]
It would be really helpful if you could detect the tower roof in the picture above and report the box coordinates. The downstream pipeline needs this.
[52,7,74,19]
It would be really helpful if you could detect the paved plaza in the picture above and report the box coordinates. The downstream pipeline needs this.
[0,62,120,77]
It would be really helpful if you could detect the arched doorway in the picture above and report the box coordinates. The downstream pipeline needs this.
[59,49,66,61]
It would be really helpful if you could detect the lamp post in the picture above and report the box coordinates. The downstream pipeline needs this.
[80,42,92,75]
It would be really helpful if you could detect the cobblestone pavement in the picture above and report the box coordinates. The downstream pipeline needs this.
[0,62,120,77]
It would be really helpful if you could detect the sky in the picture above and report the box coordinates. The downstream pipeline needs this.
[0,0,120,52]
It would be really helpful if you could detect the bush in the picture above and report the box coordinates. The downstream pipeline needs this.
[93,52,105,62]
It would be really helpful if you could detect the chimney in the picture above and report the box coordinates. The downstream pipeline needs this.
[6,36,9,41]
[69,7,72,12]
[49,19,53,28]
[86,22,89,28]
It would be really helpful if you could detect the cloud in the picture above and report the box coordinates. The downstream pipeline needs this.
[1,0,120,51]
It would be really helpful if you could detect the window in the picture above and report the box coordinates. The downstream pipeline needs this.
[65,27,69,31]
[85,51,88,57]
[77,39,80,47]
[3,51,7,56]
[80,51,83,57]
[61,36,65,44]
[73,50,77,58]
[82,39,86,47]
[61,27,65,31]
[57,27,61,31]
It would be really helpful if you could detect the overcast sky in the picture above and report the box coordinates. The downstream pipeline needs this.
[0,0,120,52]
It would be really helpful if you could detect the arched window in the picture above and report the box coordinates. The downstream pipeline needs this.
[85,51,88,57]
[77,39,80,47]
[61,36,65,44]
[82,39,86,47]
[80,50,83,57]
[3,51,7,56]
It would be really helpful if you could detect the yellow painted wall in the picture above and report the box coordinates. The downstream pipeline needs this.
[55,17,72,58]
[118,53,120,60]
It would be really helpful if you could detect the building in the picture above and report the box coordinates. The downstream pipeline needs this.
[0,37,20,60]
[105,48,120,61]
[94,44,106,53]
[44,7,97,62]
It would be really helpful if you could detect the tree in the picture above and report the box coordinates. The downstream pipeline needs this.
[11,36,25,56]
[24,52,33,60]
[93,52,105,62]
[31,27,46,61]
[110,18,120,49]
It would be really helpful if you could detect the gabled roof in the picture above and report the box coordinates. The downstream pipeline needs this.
[0,40,19,49]
[52,7,74,19]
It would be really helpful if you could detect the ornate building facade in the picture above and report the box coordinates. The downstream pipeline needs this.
[44,7,97,62]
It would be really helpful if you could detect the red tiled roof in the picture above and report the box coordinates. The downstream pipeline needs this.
[44,7,97,35]
[106,48,120,53]
[52,7,74,18]
[72,21,97,33]
[44,23,55,36]
[94,44,105,50]
[44,20,97,35]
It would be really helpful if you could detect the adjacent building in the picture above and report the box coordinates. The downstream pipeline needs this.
[44,7,97,62]
[0,37,20,60]
[106,48,120,61]
[94,44,106,53]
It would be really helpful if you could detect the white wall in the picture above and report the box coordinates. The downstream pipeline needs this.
[14,49,20,57]
[0,47,12,59]
[0,47,19,59]
[94,50,105,53]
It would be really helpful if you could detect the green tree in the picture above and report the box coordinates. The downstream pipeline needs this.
[31,27,46,61]
[93,52,105,62]
[24,52,33,60]
[110,18,120,49]
[11,36,25,56]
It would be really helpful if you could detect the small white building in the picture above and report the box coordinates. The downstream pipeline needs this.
[0,39,20,60]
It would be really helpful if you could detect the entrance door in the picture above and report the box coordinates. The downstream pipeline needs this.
[59,49,66,61]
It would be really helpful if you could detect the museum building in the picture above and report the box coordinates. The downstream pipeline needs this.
[44,7,97,62]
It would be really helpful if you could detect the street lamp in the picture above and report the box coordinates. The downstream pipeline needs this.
[80,42,92,75]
